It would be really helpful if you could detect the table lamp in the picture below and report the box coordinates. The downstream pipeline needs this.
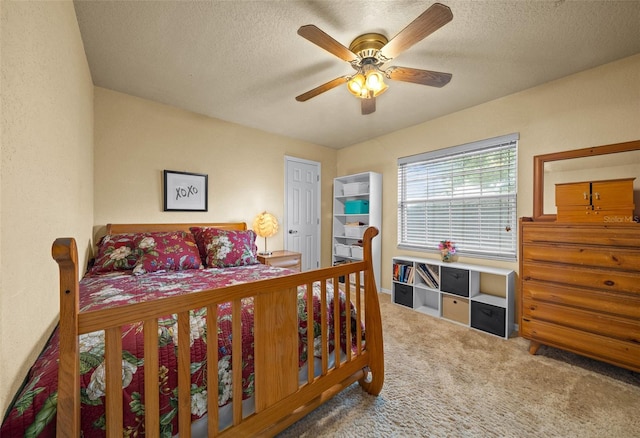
[253,211,279,255]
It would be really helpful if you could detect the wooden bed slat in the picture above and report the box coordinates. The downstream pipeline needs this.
[105,327,123,437]
[321,279,329,375]
[232,299,242,426]
[306,281,315,385]
[144,318,160,438]
[207,304,220,437]
[254,287,299,411]
[178,311,192,438]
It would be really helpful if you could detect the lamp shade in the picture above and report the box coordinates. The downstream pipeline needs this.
[253,212,279,238]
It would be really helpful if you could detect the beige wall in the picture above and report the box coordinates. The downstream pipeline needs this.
[337,54,640,293]
[94,87,337,261]
[0,1,94,414]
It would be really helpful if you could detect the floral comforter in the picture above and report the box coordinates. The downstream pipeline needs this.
[0,264,360,437]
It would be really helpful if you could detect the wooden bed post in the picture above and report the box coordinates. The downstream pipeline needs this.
[52,238,81,437]
[358,227,384,395]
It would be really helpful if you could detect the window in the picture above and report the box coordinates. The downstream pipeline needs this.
[398,133,518,260]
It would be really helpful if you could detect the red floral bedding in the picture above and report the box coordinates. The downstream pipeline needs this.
[1,264,360,437]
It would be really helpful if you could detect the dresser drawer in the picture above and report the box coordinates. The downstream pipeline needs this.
[522,298,640,343]
[267,257,301,270]
[522,244,640,271]
[520,319,640,372]
[521,224,640,248]
[522,262,640,295]
[258,251,301,272]
[557,207,635,223]
[522,281,640,320]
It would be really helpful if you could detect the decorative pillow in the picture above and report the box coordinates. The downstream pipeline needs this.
[132,231,202,275]
[189,226,211,263]
[196,228,259,268]
[91,233,140,274]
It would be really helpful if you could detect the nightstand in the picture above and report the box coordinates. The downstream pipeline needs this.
[257,250,301,272]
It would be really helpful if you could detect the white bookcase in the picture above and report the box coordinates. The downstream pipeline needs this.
[392,256,515,339]
[332,172,382,291]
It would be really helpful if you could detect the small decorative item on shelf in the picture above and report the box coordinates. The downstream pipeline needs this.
[438,240,456,262]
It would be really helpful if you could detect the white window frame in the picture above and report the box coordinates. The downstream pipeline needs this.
[398,133,519,261]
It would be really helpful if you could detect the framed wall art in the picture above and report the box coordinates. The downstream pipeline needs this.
[163,170,208,212]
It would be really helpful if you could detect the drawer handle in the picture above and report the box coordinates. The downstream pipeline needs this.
[583,192,588,200]
[481,309,493,317]
[594,192,600,200]
[604,280,615,286]
[453,300,457,304]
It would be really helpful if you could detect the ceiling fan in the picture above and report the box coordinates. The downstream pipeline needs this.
[295,2,453,115]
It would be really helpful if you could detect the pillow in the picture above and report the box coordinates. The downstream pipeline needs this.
[194,227,259,268]
[189,226,211,263]
[132,231,202,275]
[91,233,140,274]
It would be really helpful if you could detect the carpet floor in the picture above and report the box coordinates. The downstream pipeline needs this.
[278,293,640,437]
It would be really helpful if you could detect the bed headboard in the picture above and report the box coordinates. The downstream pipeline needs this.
[106,222,247,235]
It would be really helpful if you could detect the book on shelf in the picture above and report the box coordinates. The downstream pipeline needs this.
[417,263,439,289]
[393,263,414,283]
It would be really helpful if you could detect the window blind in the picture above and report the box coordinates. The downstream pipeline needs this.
[398,133,518,260]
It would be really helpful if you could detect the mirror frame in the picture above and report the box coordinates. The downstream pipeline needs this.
[533,139,640,221]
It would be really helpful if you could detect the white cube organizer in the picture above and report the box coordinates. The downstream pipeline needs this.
[335,244,351,257]
[344,225,367,238]
[343,182,369,196]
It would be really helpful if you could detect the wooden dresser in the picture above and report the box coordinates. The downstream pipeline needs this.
[519,218,640,372]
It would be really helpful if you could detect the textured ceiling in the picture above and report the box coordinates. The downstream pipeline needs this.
[74,1,640,149]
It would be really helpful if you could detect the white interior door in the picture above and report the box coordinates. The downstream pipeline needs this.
[284,156,320,271]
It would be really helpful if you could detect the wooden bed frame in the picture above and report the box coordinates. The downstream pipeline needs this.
[52,222,384,437]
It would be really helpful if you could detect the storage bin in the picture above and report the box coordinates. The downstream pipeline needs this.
[393,283,413,308]
[351,245,363,259]
[345,200,369,214]
[442,295,469,325]
[335,243,351,257]
[344,225,367,238]
[471,301,506,337]
[440,267,470,297]
[343,182,369,196]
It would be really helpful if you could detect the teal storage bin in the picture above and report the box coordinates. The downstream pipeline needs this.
[345,200,369,214]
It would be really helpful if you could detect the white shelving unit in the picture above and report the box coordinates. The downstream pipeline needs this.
[332,172,382,291]
[392,256,515,339]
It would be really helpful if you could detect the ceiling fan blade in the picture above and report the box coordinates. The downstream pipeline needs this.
[380,3,453,60]
[296,76,349,102]
[362,97,376,115]
[387,66,452,87]
[298,25,358,62]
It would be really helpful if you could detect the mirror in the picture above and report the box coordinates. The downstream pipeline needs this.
[533,140,640,221]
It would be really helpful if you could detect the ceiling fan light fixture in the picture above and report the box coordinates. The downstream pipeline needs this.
[348,66,388,99]
[347,73,366,96]
[366,70,387,93]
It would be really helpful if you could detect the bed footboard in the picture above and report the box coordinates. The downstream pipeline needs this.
[52,226,383,437]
